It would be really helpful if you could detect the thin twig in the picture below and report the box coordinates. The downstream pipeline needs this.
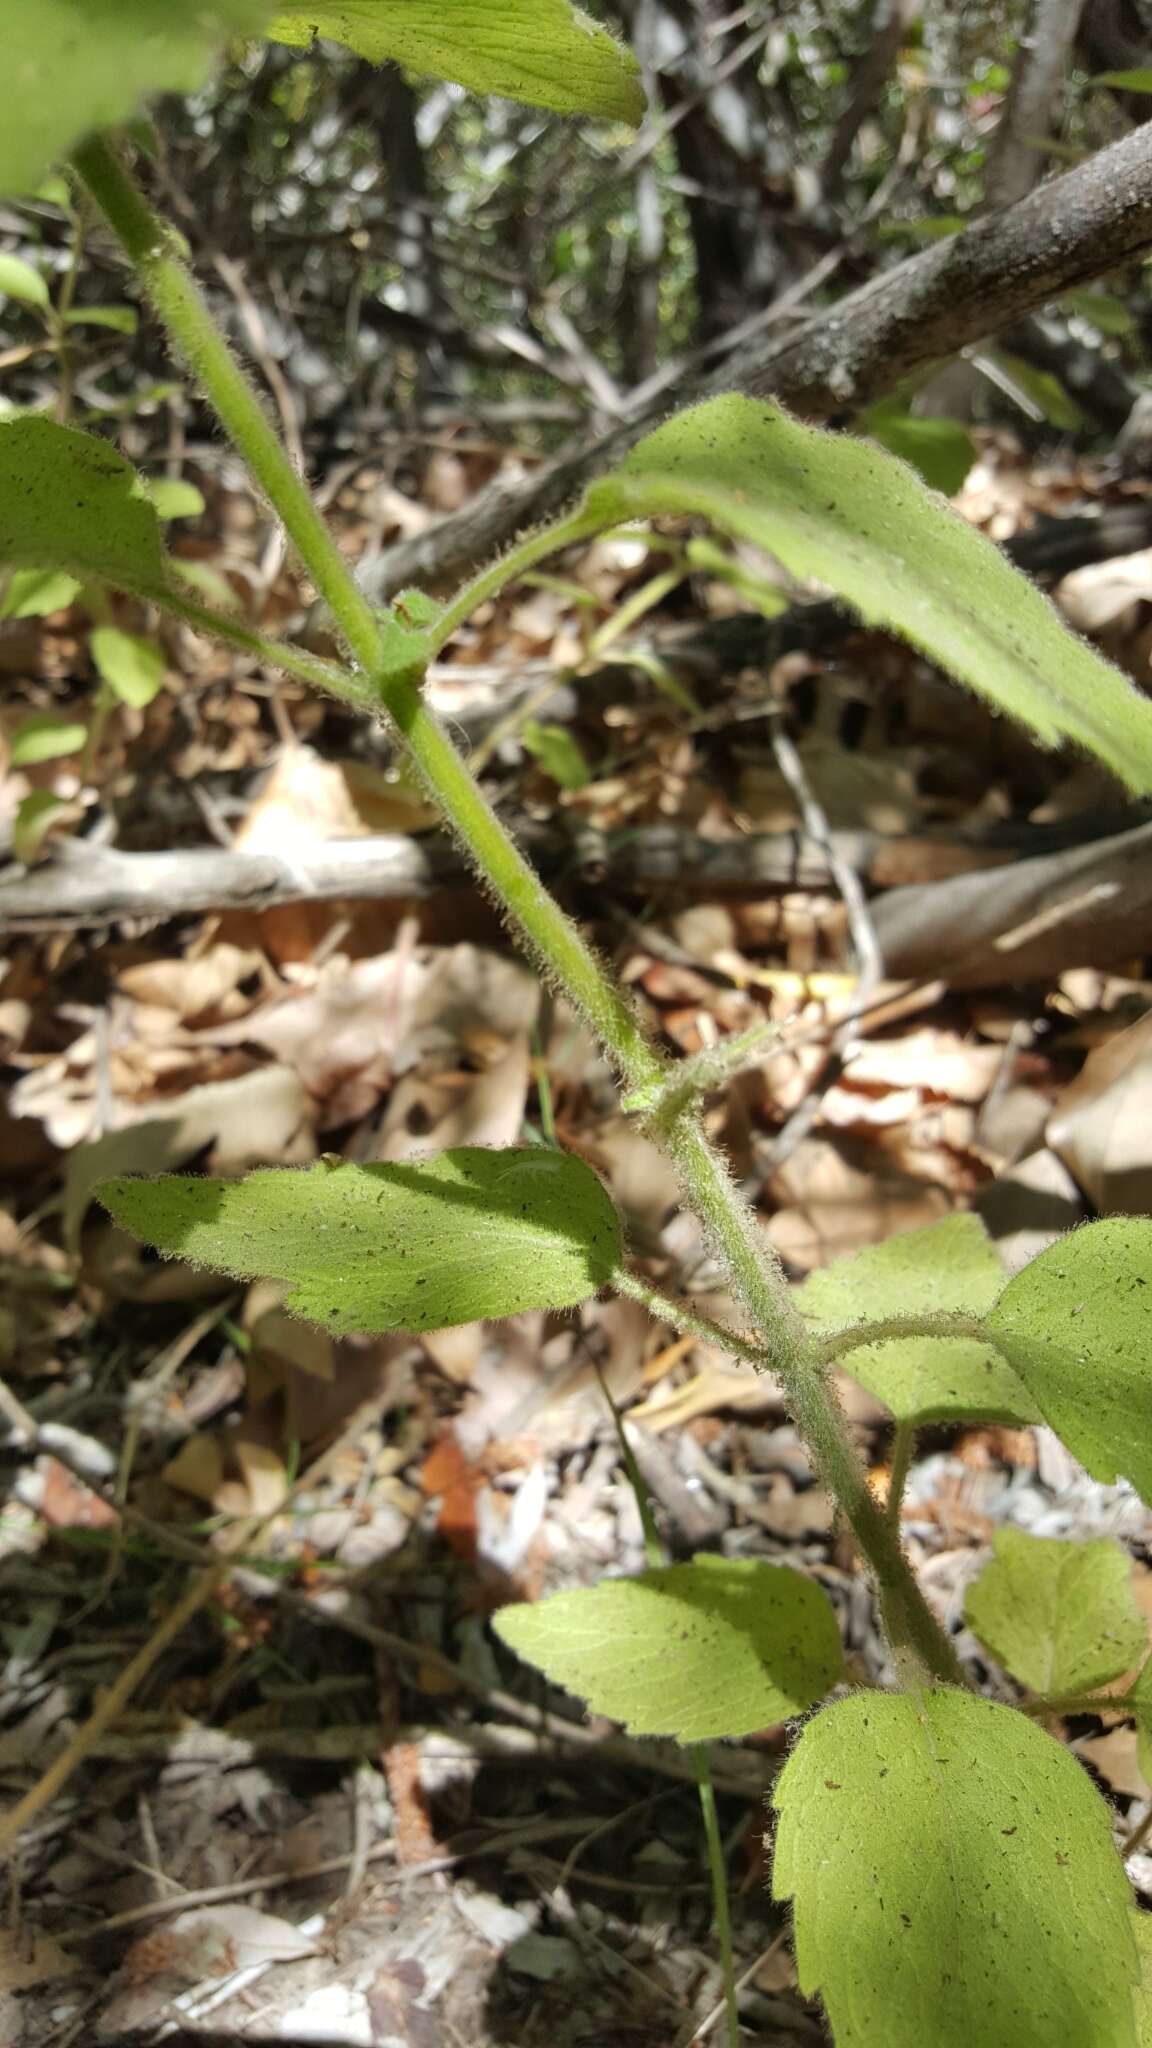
[760,709,885,1175]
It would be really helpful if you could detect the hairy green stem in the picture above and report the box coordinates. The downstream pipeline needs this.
[81,134,963,1693]
[612,1267,774,1371]
[886,1419,916,1531]
[160,586,375,702]
[817,1310,999,1368]
[692,1747,742,2048]
[427,506,607,653]
[72,135,386,676]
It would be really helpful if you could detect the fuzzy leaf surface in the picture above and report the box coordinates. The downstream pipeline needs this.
[773,1689,1139,2048]
[269,2,644,121]
[988,1219,1152,1505]
[966,1528,1146,1695]
[795,1213,1036,1425]
[495,1554,843,1741]
[0,419,168,598]
[98,1148,621,1334]
[0,0,270,195]
[585,397,1152,788]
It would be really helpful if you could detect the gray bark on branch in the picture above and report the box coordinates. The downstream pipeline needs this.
[359,123,1152,601]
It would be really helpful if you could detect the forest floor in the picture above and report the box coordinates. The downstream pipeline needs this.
[2,420,1152,2046]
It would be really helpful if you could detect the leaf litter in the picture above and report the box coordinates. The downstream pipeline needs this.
[2,410,1152,2047]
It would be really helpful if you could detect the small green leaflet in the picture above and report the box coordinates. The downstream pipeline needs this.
[0,253,49,310]
[10,714,87,768]
[521,719,590,790]
[966,1529,1146,1697]
[583,397,1152,789]
[0,568,80,621]
[0,419,168,600]
[12,791,74,865]
[145,478,206,522]
[98,1147,621,1334]
[988,1219,1152,1506]
[795,1214,1036,1427]
[0,0,270,196]
[773,1689,1140,2048]
[269,2,644,122]
[495,1555,843,1742]
[91,627,166,709]
[1093,70,1152,93]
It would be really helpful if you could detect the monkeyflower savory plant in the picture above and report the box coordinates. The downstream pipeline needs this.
[6,5,1152,2043]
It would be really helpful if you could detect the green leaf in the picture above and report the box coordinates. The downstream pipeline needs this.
[0,418,169,599]
[90,626,166,708]
[9,713,87,767]
[966,1529,1146,1696]
[0,254,49,311]
[841,1337,1039,1428]
[878,214,966,241]
[145,478,205,521]
[583,396,1152,790]
[1133,1911,1152,2048]
[1065,289,1136,338]
[1125,1660,1152,1785]
[795,1215,1037,1426]
[0,568,81,620]
[172,559,238,609]
[269,1,644,122]
[988,1219,1152,1506]
[65,304,139,336]
[521,719,590,791]
[97,1147,622,1334]
[12,789,75,863]
[773,1689,1140,2048]
[1093,69,1152,93]
[495,1555,843,1741]
[0,0,272,195]
[861,403,976,498]
[988,351,1085,433]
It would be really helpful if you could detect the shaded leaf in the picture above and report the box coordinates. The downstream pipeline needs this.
[521,719,590,790]
[773,1689,1139,2048]
[989,351,1084,433]
[65,303,139,335]
[862,402,976,497]
[269,1,644,121]
[0,0,271,196]
[988,1220,1152,1506]
[838,1336,1039,1428]
[1093,69,1152,92]
[1066,290,1136,338]
[0,567,81,620]
[91,626,166,708]
[98,1147,621,1334]
[0,253,49,310]
[584,397,1152,789]
[10,713,87,767]
[796,1214,1005,1330]
[496,1554,843,1741]
[12,790,77,864]
[795,1214,1037,1425]
[0,418,168,598]
[966,1529,1146,1696]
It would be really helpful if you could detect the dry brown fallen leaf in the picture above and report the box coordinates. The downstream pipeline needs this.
[1047,1006,1152,1214]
